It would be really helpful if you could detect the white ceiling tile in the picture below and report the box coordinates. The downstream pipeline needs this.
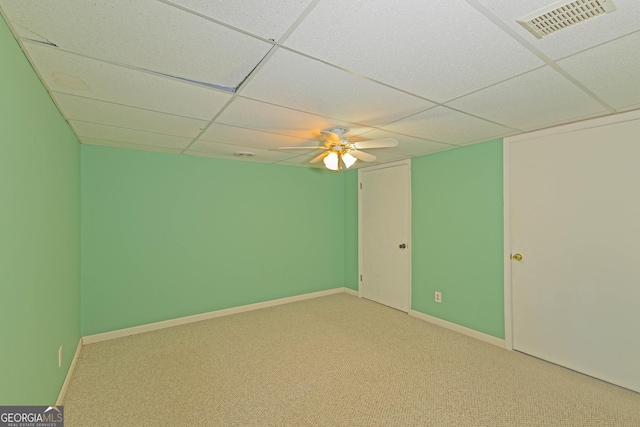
[2,0,636,169]
[558,32,640,112]
[447,67,610,131]
[276,147,327,156]
[188,141,296,162]
[273,160,326,169]
[382,107,514,145]
[24,43,231,120]
[476,0,640,60]
[79,137,184,154]
[354,129,456,158]
[163,0,315,40]
[185,142,297,163]
[240,48,435,127]
[70,121,193,149]
[1,0,272,87]
[52,93,208,138]
[199,123,312,150]
[216,97,371,140]
[284,0,544,102]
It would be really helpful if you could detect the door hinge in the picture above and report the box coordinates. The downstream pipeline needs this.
[360,274,362,281]
[359,182,362,189]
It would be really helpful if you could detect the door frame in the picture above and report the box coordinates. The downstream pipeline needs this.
[503,138,513,350]
[503,109,640,352]
[358,159,412,311]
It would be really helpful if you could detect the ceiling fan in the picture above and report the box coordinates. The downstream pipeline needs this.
[279,127,398,171]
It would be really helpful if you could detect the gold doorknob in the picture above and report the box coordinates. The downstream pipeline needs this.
[511,253,523,261]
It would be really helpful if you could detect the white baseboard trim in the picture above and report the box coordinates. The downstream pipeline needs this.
[83,287,351,345]
[409,310,505,348]
[56,338,82,405]
[343,287,358,297]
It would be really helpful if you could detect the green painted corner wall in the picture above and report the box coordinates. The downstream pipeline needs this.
[411,140,504,338]
[81,146,349,336]
[0,15,81,404]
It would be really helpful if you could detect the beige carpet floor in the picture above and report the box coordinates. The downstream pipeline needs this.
[63,293,640,426]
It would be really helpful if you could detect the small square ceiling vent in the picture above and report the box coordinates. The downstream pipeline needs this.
[517,0,617,39]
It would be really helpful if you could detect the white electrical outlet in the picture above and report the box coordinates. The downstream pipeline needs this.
[435,291,442,303]
[58,346,62,368]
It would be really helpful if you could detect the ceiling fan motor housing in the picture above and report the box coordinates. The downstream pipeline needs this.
[326,127,348,136]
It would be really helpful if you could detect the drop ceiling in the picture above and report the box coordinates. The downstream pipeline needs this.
[1,0,639,169]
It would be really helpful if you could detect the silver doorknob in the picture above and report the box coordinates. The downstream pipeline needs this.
[399,243,406,249]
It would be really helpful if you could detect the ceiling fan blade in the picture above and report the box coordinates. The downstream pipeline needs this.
[310,151,329,163]
[354,138,398,149]
[321,130,341,145]
[350,150,377,162]
[278,146,326,150]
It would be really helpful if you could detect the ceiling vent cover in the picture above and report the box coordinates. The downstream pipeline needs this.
[517,0,617,39]
[233,151,255,158]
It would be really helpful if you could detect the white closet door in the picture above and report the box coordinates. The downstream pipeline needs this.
[510,115,640,393]
[359,161,411,312]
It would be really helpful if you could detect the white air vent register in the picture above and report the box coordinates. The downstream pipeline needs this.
[517,0,617,39]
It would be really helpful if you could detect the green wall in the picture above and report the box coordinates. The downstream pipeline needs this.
[411,140,504,338]
[0,3,506,403]
[0,15,81,404]
[81,146,348,335]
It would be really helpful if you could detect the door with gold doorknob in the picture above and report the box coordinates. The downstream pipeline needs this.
[508,113,640,393]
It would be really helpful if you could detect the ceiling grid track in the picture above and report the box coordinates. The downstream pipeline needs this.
[178,0,324,156]
[3,0,638,166]
[463,0,616,113]
[17,39,240,96]
[155,0,279,46]
[554,27,640,62]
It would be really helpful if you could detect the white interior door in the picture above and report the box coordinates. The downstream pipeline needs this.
[359,161,411,312]
[509,114,640,393]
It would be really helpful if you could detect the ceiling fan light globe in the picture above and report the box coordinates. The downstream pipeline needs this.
[342,152,357,168]
[323,151,339,171]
